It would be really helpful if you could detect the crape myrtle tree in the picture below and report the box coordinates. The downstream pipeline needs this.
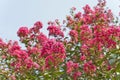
[0,0,120,80]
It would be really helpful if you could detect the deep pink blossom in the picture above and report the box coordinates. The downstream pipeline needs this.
[24,58,34,69]
[93,26,118,48]
[74,12,81,19]
[12,50,28,59]
[47,25,64,37]
[40,39,66,69]
[69,30,78,37]
[83,4,92,14]
[34,21,43,29]
[30,21,43,33]
[45,55,55,68]
[83,61,96,73]
[14,62,21,70]
[27,46,41,55]
[73,71,81,80]
[80,55,86,61]
[37,32,48,45]
[66,61,74,74]
[41,39,65,58]
[8,43,21,53]
[52,41,66,54]
[69,30,78,42]
[0,1,120,79]
[66,61,79,74]
[82,14,92,24]
[17,27,29,37]
[40,39,55,57]
[80,44,89,54]
[80,25,92,43]
[107,65,111,71]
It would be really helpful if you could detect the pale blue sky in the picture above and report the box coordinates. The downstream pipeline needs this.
[0,0,119,41]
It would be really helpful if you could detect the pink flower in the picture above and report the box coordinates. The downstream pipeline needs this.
[80,25,92,43]
[28,47,41,55]
[93,26,118,48]
[66,61,79,74]
[37,32,48,45]
[69,30,78,42]
[74,12,81,19]
[80,55,86,61]
[0,39,6,48]
[83,61,96,73]
[99,53,104,59]
[45,55,55,68]
[107,26,120,37]
[73,71,81,80]
[52,41,66,54]
[24,59,33,69]
[71,7,76,11]
[66,61,74,74]
[40,39,66,69]
[33,62,40,69]
[8,44,21,53]
[8,41,21,57]
[40,39,54,57]
[73,63,79,69]
[41,39,66,58]
[34,21,43,29]
[82,14,92,24]
[80,44,89,54]
[10,75,16,80]
[31,21,43,33]
[17,27,29,37]
[83,4,92,14]
[12,50,28,59]
[15,62,21,70]
[2,55,6,59]
[69,30,78,37]
[47,25,64,37]
[107,65,111,71]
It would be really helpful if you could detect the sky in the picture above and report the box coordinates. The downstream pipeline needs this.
[0,0,119,41]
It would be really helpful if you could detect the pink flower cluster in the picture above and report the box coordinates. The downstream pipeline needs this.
[80,25,92,43]
[37,32,48,46]
[10,21,66,72]
[65,0,120,79]
[83,5,93,14]
[66,61,79,74]
[66,61,81,80]
[7,41,40,70]
[69,30,78,42]
[0,38,7,49]
[83,61,96,74]
[47,25,64,37]
[17,27,29,37]
[0,0,120,79]
[32,21,43,33]
[41,39,66,69]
